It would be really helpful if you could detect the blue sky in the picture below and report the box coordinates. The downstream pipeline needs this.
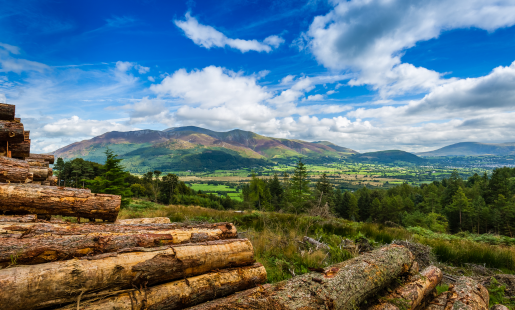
[1,0,515,153]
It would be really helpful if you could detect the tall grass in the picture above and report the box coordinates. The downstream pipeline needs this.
[119,200,515,281]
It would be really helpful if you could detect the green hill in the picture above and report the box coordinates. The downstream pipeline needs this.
[417,142,515,157]
[351,150,426,164]
[52,127,357,172]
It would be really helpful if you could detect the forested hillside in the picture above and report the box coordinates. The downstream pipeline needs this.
[55,152,515,237]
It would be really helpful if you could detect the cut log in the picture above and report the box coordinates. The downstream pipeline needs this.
[0,214,36,222]
[303,236,330,250]
[29,167,48,180]
[0,239,255,310]
[26,158,49,167]
[0,223,239,265]
[28,153,54,164]
[491,305,510,310]
[47,175,57,186]
[0,184,120,221]
[0,120,24,142]
[368,266,443,310]
[116,217,171,224]
[0,103,15,120]
[0,156,29,183]
[23,130,29,140]
[424,277,489,310]
[0,222,238,247]
[56,263,266,310]
[189,244,414,310]
[9,139,30,159]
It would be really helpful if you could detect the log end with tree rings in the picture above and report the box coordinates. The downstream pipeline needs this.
[0,120,24,142]
[0,103,15,121]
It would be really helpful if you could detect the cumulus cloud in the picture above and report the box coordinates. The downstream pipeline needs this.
[174,13,284,53]
[306,0,515,97]
[116,97,175,126]
[304,94,324,101]
[41,116,135,138]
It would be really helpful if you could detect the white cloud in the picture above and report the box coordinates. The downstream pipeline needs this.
[135,64,150,74]
[280,75,295,84]
[304,94,324,101]
[148,76,155,82]
[0,43,20,55]
[0,45,49,74]
[306,0,515,97]
[41,116,135,138]
[326,90,336,95]
[174,13,284,53]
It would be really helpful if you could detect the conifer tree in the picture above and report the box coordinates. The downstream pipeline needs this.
[88,149,132,207]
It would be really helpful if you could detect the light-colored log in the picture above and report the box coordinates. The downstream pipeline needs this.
[115,217,171,224]
[56,263,266,310]
[28,153,54,164]
[189,244,415,310]
[0,156,29,183]
[369,266,443,310]
[424,277,489,310]
[29,167,48,181]
[0,239,255,310]
[26,158,49,167]
[0,184,120,221]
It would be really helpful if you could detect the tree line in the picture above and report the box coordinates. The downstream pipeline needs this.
[54,151,515,236]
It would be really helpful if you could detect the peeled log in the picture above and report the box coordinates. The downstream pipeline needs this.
[0,239,255,310]
[0,184,120,221]
[0,224,239,265]
[28,153,54,164]
[424,277,489,310]
[0,120,24,142]
[29,167,48,181]
[0,156,29,183]
[116,217,171,224]
[0,103,15,120]
[9,139,30,159]
[189,245,414,310]
[369,266,443,310]
[56,264,266,310]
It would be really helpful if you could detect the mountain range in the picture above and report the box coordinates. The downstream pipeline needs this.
[53,126,359,172]
[417,142,515,157]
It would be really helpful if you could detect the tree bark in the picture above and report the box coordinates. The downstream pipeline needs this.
[29,167,48,181]
[28,153,55,164]
[26,158,49,167]
[0,156,29,183]
[0,120,24,143]
[303,236,329,250]
[9,139,30,159]
[368,266,443,310]
[189,244,415,310]
[0,103,15,121]
[56,263,266,310]
[116,217,171,224]
[0,239,255,310]
[0,224,239,265]
[424,277,489,310]
[0,222,237,240]
[0,184,120,221]
[0,214,36,222]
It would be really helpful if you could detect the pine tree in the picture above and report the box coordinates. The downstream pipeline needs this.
[290,159,310,212]
[54,157,65,186]
[88,149,132,207]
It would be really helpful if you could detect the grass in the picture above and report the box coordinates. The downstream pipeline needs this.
[119,200,515,282]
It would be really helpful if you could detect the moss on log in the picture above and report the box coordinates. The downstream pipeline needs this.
[189,244,414,310]
[0,239,255,310]
[424,277,489,310]
[56,263,266,310]
[0,184,120,221]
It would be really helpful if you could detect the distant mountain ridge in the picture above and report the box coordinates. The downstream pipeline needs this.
[53,126,358,172]
[417,142,515,156]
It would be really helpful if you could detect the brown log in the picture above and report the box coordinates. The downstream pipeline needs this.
[116,217,171,224]
[57,263,267,310]
[0,184,120,221]
[189,244,415,310]
[0,222,238,243]
[23,130,29,140]
[491,305,510,310]
[0,141,6,156]
[29,167,48,180]
[0,156,29,183]
[26,158,49,167]
[47,175,57,186]
[0,214,36,222]
[0,239,255,310]
[9,139,30,159]
[369,266,443,310]
[28,153,54,164]
[0,120,24,142]
[0,223,239,265]
[424,277,489,310]
[0,103,15,120]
